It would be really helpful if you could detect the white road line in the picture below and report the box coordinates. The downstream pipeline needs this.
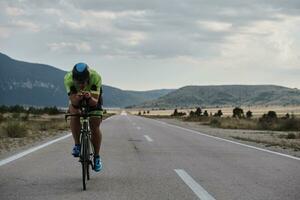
[175,169,216,200]
[144,135,153,142]
[0,133,72,167]
[144,117,300,161]
[121,111,127,116]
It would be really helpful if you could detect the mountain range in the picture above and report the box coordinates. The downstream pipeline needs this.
[1,52,300,108]
[137,85,300,108]
[0,53,173,108]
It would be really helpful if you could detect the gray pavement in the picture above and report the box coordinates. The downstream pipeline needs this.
[0,114,299,200]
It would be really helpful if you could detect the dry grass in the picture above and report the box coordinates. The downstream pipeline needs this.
[0,113,114,154]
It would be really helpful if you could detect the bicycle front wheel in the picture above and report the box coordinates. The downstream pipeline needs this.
[81,135,88,190]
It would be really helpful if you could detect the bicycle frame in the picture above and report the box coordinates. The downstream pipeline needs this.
[65,98,101,190]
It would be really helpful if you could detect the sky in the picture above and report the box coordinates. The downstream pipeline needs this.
[0,0,300,91]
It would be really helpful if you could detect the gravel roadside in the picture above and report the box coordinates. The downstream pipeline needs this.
[153,117,300,158]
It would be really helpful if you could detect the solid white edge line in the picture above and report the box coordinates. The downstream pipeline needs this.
[175,169,216,200]
[142,117,300,161]
[144,135,153,142]
[0,133,72,167]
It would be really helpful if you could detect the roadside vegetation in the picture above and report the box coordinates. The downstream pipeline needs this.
[0,105,114,154]
[139,106,300,151]
[165,107,300,132]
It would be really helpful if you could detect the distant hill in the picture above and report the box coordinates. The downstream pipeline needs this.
[137,85,300,108]
[0,53,173,108]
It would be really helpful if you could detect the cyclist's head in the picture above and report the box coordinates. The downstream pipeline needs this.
[72,62,90,84]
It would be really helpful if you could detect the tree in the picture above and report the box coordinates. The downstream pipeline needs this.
[195,107,202,116]
[246,110,253,119]
[147,110,150,114]
[214,110,223,117]
[284,113,290,119]
[172,109,186,117]
[173,109,178,116]
[203,110,209,117]
[217,110,223,117]
[233,107,244,118]
[267,111,277,119]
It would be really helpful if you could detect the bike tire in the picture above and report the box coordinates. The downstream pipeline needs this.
[81,135,88,190]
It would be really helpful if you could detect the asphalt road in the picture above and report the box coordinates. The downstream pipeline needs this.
[0,113,299,200]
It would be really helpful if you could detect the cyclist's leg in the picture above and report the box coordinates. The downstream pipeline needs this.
[89,116,102,156]
[69,104,81,145]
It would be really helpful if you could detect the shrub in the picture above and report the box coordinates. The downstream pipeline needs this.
[246,110,253,119]
[286,133,296,139]
[172,109,186,117]
[278,118,300,131]
[233,107,244,118]
[12,112,20,119]
[210,118,221,127]
[267,111,277,119]
[4,121,28,138]
[195,107,202,116]
[284,113,290,119]
[21,113,30,121]
[203,110,209,117]
[258,111,278,130]
[0,114,5,123]
[214,110,223,117]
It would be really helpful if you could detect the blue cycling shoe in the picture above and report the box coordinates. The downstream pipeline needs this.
[94,155,103,172]
[72,144,81,157]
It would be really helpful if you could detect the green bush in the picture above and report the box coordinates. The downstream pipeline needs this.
[4,121,28,138]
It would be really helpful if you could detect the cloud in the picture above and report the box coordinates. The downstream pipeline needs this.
[5,6,25,16]
[197,20,232,32]
[0,27,10,38]
[47,42,92,53]
[0,0,300,89]
[12,20,40,32]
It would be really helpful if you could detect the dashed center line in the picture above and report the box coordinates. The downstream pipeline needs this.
[175,169,216,200]
[144,135,153,142]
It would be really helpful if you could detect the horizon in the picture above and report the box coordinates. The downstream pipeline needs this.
[0,1,299,90]
[2,50,299,91]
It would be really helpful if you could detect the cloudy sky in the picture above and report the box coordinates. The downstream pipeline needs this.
[0,0,300,91]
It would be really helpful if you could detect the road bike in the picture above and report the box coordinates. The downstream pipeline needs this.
[65,98,102,190]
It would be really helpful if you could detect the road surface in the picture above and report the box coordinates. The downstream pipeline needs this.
[0,113,299,200]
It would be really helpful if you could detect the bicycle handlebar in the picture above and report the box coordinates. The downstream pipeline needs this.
[65,113,102,121]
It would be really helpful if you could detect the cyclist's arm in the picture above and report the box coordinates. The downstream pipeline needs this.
[86,92,99,107]
[69,88,83,107]
[88,73,102,108]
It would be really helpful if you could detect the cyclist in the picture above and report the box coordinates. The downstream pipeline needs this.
[64,63,103,172]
